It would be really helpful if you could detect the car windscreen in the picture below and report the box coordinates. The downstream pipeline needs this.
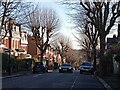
[61,64,71,66]
[81,62,93,66]
[35,62,43,66]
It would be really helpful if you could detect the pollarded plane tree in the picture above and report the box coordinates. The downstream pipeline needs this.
[56,35,78,64]
[26,7,59,61]
[57,35,71,64]
[84,22,99,70]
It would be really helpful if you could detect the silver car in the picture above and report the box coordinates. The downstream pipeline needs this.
[79,62,94,74]
[59,63,73,73]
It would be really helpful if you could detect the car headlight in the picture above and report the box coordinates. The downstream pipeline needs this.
[80,67,84,69]
[69,67,72,69]
[59,67,61,69]
[90,66,93,69]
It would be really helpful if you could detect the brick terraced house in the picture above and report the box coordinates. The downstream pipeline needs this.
[0,18,30,59]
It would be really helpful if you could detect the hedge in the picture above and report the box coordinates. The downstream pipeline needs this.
[1,53,17,73]
[1,53,35,74]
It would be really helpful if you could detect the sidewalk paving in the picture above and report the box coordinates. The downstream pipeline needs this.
[101,74,120,90]
[97,76,113,90]
[1,69,54,79]
[1,70,32,79]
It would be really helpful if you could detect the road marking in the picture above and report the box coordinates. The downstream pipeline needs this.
[33,74,42,77]
[71,76,78,89]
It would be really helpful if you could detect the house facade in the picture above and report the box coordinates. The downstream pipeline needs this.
[106,24,120,75]
[27,35,40,58]
[0,18,62,63]
[0,18,29,59]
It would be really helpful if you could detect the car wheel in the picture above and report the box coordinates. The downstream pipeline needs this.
[46,69,48,72]
[43,70,45,73]
[43,68,46,73]
[33,71,35,74]
[80,71,82,74]
[91,71,94,75]
[59,70,62,73]
[70,70,73,73]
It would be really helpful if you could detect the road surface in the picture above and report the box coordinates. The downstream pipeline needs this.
[2,70,105,90]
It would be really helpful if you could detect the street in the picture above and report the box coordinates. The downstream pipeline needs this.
[2,70,105,89]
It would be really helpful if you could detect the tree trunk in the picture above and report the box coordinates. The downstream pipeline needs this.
[119,62,120,76]
[40,51,44,62]
[93,44,96,71]
[61,46,64,64]
[99,34,106,76]
[106,50,114,76]
[61,54,64,64]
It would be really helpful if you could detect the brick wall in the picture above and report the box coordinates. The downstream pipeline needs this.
[27,35,37,57]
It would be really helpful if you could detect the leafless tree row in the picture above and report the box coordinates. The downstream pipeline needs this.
[51,34,79,65]
[63,0,120,76]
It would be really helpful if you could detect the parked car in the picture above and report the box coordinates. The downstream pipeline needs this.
[59,63,73,73]
[32,62,48,73]
[79,62,94,74]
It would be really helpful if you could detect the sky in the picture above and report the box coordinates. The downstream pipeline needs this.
[24,0,120,50]
[25,0,81,49]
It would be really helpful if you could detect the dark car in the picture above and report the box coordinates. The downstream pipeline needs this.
[59,63,73,73]
[33,62,48,73]
[79,62,94,74]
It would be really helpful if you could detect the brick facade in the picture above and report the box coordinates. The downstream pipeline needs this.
[0,18,28,59]
[27,35,40,58]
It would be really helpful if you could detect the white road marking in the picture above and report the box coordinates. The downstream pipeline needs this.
[71,76,78,89]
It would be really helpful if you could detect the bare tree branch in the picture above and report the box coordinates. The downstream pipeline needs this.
[26,7,59,61]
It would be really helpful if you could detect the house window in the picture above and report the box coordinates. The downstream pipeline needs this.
[4,39,7,45]
[12,39,14,48]
[14,25,16,31]
[4,39,8,47]
[15,40,18,49]
[6,39,9,48]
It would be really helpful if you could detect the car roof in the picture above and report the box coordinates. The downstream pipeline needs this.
[61,63,71,66]
[35,62,43,64]
[80,62,93,65]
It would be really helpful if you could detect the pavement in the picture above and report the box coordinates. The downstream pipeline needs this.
[101,74,120,90]
[1,70,32,79]
[96,76,113,90]
[1,70,119,90]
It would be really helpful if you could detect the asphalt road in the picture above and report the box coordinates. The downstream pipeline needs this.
[2,70,105,89]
